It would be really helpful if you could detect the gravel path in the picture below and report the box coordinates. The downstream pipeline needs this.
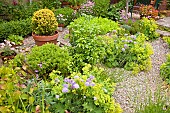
[113,38,170,113]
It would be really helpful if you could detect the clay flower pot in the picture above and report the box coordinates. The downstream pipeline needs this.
[32,31,59,46]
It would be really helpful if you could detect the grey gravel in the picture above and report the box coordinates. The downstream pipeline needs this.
[113,38,170,113]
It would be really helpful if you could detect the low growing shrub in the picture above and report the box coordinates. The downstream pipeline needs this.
[104,33,153,74]
[26,43,72,78]
[160,54,170,84]
[69,36,107,71]
[0,18,31,42]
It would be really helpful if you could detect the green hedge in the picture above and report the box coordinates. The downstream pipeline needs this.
[0,18,31,42]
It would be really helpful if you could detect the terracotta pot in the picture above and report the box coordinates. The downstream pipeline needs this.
[0,52,17,61]
[32,31,59,46]
[58,24,65,27]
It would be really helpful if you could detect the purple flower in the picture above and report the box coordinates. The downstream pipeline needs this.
[36,74,39,79]
[63,84,69,88]
[38,63,43,68]
[35,70,39,73]
[130,35,136,40]
[129,40,133,43]
[55,95,59,99]
[89,75,95,79]
[62,87,69,93]
[85,82,90,86]
[86,78,91,82]
[124,44,128,49]
[72,83,79,89]
[122,48,125,52]
[64,78,69,82]
[90,82,95,86]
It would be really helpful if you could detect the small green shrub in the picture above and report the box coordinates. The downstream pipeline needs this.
[68,15,119,44]
[32,9,58,35]
[104,33,153,74]
[0,18,31,42]
[26,43,72,78]
[139,18,159,40]
[69,36,107,71]
[49,64,123,113]
[54,7,74,26]
[160,54,170,84]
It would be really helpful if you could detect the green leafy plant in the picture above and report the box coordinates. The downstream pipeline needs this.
[69,36,107,71]
[38,0,61,9]
[105,0,126,21]
[0,18,31,42]
[104,33,153,74]
[162,36,170,47]
[7,35,24,45]
[26,43,72,78]
[0,66,29,113]
[92,0,110,17]
[68,15,119,44]
[160,54,170,84]
[55,7,74,25]
[49,64,123,113]
[139,18,159,40]
[32,9,58,36]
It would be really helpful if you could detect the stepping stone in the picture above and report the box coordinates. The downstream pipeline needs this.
[156,29,170,37]
[157,17,170,28]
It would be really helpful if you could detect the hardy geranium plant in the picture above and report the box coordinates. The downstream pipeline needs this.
[32,9,58,35]
[49,64,122,113]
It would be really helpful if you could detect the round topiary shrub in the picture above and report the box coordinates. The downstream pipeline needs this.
[26,43,72,78]
[32,9,58,35]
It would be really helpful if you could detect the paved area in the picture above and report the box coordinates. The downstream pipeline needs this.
[157,17,170,28]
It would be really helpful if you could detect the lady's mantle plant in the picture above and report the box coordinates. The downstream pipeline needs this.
[104,33,153,74]
[31,8,58,35]
[49,64,122,113]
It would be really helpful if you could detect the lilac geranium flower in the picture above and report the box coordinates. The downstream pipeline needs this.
[35,70,39,73]
[63,84,69,88]
[85,82,90,86]
[124,44,128,49]
[72,83,79,89]
[62,87,69,93]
